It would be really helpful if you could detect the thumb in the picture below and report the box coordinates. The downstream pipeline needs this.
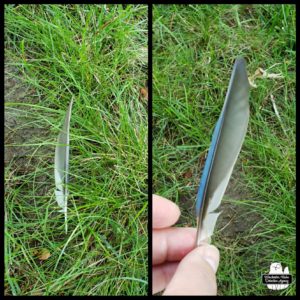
[163,244,219,296]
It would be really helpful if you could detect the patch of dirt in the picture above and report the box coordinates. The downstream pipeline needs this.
[5,65,37,163]
[5,63,52,197]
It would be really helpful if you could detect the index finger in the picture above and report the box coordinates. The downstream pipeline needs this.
[152,195,180,229]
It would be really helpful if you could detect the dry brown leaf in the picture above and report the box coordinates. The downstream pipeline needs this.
[32,248,51,260]
[140,87,148,100]
[38,248,51,260]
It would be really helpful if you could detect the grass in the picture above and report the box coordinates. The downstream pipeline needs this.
[5,4,148,296]
[153,4,295,296]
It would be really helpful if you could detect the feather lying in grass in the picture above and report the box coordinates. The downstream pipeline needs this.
[195,58,250,246]
[54,98,74,234]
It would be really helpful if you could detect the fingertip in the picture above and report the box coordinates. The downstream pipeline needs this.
[153,194,180,228]
[193,244,220,273]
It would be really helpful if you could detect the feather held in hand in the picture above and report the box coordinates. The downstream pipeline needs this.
[54,98,73,234]
[195,58,250,246]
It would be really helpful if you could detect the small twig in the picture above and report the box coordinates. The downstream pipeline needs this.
[249,67,284,88]
[270,94,288,138]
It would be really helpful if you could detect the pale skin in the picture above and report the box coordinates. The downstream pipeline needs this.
[152,194,220,295]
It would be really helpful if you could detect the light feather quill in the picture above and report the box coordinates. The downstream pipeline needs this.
[195,58,250,246]
[55,99,73,234]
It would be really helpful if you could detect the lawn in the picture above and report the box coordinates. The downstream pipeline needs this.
[153,4,295,295]
[5,4,148,296]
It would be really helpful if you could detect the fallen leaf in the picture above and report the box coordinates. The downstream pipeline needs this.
[32,248,51,260]
[140,87,148,100]
[38,248,51,260]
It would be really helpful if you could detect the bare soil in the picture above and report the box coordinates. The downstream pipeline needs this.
[5,64,52,196]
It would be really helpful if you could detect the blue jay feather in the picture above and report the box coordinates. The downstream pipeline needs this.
[54,98,73,234]
[195,58,250,245]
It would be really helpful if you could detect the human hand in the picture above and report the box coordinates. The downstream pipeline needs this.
[152,194,219,295]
